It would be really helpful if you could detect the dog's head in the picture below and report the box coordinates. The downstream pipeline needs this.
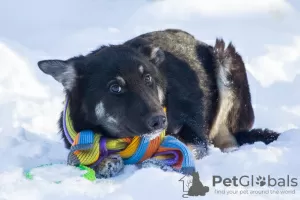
[37,44,167,138]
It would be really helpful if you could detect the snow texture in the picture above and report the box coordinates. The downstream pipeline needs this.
[0,0,300,199]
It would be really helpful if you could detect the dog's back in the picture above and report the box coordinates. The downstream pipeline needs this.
[125,29,278,151]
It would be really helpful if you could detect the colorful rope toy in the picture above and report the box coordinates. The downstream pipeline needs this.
[24,98,195,182]
[64,97,195,175]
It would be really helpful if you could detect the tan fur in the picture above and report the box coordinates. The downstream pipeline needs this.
[209,53,238,150]
[209,97,237,150]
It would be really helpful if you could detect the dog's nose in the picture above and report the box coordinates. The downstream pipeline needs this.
[147,114,167,131]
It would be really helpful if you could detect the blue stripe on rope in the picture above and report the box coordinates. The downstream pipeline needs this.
[78,130,94,145]
[160,136,195,171]
[123,137,150,164]
[67,130,95,166]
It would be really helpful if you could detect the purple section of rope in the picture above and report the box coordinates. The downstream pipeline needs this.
[154,150,179,165]
[90,138,108,168]
[62,97,74,144]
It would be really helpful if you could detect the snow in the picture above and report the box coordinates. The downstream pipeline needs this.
[246,36,300,87]
[0,0,300,199]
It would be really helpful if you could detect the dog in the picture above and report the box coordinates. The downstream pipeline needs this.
[37,29,280,177]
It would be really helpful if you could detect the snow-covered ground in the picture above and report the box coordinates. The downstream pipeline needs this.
[0,0,299,199]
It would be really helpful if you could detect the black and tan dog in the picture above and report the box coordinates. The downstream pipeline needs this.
[37,29,279,177]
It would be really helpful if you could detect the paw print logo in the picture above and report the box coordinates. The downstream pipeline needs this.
[256,176,266,186]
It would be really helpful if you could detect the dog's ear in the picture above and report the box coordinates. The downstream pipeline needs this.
[138,45,165,66]
[37,59,76,91]
[125,38,165,66]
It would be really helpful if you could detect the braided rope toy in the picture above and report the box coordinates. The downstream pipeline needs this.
[64,98,195,174]
[24,98,195,182]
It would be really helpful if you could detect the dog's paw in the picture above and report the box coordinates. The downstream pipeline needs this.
[219,139,239,153]
[187,143,208,160]
[222,146,239,153]
[93,154,124,179]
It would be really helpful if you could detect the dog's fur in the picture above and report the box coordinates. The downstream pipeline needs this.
[38,29,280,167]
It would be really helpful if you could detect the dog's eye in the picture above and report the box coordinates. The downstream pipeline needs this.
[144,74,152,85]
[110,84,122,94]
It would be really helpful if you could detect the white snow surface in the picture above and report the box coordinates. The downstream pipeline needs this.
[0,0,300,199]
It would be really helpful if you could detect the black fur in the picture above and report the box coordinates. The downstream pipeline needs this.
[38,29,280,157]
[235,129,280,146]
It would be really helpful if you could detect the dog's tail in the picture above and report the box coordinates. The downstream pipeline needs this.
[212,38,280,147]
[234,128,280,146]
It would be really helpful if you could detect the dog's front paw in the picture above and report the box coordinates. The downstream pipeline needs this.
[93,154,124,179]
[187,143,208,160]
